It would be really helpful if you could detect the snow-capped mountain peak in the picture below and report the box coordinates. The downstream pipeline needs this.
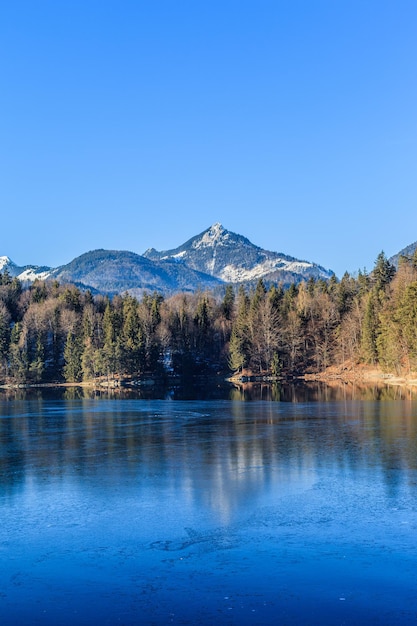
[193,223,229,249]
[143,224,333,284]
[2,224,334,294]
[0,256,13,271]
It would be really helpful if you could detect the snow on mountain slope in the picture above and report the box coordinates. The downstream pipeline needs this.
[17,268,52,281]
[144,223,333,284]
[0,256,15,272]
[192,222,231,249]
[0,256,52,281]
[219,259,314,283]
[1,223,334,294]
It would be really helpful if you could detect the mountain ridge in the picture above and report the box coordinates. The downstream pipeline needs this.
[52,249,222,296]
[2,223,337,295]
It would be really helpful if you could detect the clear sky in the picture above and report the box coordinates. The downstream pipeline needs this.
[1,0,416,278]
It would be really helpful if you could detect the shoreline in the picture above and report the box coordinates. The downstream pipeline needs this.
[2,366,417,391]
[301,364,417,388]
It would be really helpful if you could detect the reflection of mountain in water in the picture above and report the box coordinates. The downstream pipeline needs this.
[1,395,417,518]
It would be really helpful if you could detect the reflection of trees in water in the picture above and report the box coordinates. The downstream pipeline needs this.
[231,381,417,403]
[1,392,417,510]
[2,379,415,404]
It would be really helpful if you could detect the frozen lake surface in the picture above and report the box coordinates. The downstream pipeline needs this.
[1,389,417,624]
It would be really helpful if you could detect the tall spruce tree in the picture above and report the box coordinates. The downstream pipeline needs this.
[221,285,235,320]
[63,331,83,382]
[373,251,396,292]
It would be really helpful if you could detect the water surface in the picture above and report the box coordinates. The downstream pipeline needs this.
[1,387,417,624]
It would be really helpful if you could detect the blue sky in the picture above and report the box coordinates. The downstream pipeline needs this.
[1,0,416,277]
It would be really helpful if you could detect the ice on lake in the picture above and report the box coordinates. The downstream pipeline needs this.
[1,391,417,624]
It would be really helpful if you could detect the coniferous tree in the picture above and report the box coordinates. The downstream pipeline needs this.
[29,334,45,382]
[228,327,247,373]
[1,250,416,384]
[372,251,396,292]
[63,331,83,382]
[0,303,10,378]
[221,285,235,321]
[268,284,284,310]
[228,286,250,373]
[101,301,121,379]
[121,295,145,376]
[361,291,379,364]
[396,282,417,371]
[8,322,28,382]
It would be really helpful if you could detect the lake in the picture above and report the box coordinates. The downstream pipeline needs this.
[1,383,417,624]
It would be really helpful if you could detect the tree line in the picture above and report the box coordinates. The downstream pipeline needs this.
[0,249,417,385]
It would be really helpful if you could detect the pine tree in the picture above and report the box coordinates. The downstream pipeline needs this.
[251,279,267,311]
[63,331,83,382]
[28,333,45,382]
[0,269,12,285]
[372,251,396,292]
[268,284,283,310]
[396,282,417,371]
[228,327,247,373]
[221,285,235,320]
[121,295,145,376]
[228,286,249,373]
[0,303,10,378]
[100,301,122,378]
[355,268,368,293]
[81,338,97,381]
[8,323,28,382]
[193,296,211,363]
[361,291,379,364]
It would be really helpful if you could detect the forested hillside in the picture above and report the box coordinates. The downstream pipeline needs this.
[0,249,417,386]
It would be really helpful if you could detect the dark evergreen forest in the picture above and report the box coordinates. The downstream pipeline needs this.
[1,250,417,386]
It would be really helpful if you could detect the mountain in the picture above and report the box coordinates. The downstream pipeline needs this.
[144,223,333,284]
[1,224,334,295]
[0,256,52,282]
[51,249,222,296]
[389,240,417,268]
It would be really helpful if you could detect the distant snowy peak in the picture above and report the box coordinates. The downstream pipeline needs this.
[1,223,334,294]
[192,222,230,248]
[0,255,52,282]
[144,223,333,284]
[0,256,17,272]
